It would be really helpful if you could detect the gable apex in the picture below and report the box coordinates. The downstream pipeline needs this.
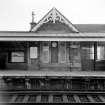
[31,7,79,33]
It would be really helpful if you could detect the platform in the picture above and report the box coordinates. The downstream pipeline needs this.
[0,71,105,77]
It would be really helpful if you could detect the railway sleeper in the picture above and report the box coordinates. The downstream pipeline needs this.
[1,93,105,104]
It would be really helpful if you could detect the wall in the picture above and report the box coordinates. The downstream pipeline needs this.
[0,41,105,71]
[28,42,40,70]
[40,42,82,71]
[0,42,28,70]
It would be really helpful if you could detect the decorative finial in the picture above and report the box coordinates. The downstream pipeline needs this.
[52,7,56,23]
[52,7,56,10]
[32,11,35,23]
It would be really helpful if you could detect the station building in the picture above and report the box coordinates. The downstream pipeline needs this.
[0,8,105,72]
[1,7,105,104]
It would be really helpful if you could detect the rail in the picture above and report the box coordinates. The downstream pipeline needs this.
[1,90,105,104]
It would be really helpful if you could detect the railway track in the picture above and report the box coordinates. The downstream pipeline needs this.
[1,91,105,104]
[1,76,105,104]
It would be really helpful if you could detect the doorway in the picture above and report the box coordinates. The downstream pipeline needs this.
[51,42,58,63]
[0,53,7,69]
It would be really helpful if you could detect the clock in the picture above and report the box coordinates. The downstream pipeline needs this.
[52,42,57,47]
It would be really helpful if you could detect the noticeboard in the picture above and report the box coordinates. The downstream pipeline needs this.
[30,47,38,58]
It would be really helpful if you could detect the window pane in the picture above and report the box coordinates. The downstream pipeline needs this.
[97,46,105,60]
[96,42,105,71]
[90,47,94,60]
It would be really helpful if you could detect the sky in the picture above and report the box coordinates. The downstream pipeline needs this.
[0,0,105,31]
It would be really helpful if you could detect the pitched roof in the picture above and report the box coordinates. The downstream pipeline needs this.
[0,24,104,33]
[31,7,79,33]
[31,23,105,33]
[30,8,105,33]
[75,24,105,33]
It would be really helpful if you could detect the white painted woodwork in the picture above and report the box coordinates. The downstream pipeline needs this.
[73,95,81,103]
[48,95,53,103]
[36,95,41,103]
[87,95,95,103]
[31,7,79,32]
[63,95,68,103]
[10,95,17,103]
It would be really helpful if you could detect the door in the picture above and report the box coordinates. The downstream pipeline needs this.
[0,54,7,69]
[51,42,58,63]
[41,42,50,63]
[29,46,39,70]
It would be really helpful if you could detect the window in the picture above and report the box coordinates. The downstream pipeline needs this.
[90,47,94,60]
[97,46,105,60]
[10,52,25,62]
[81,43,94,60]
[80,42,94,71]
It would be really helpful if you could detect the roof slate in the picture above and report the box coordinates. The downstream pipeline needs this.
[0,24,105,33]
[36,21,77,33]
[34,24,105,33]
[75,24,105,33]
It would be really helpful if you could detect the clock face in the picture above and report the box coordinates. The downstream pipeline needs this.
[52,42,57,47]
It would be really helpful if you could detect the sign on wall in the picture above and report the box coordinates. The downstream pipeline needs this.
[11,52,24,62]
[30,47,38,58]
